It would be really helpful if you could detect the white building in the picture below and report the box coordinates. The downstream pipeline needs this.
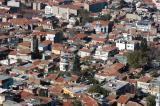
[78,48,92,58]
[46,33,56,42]
[94,46,118,61]
[59,52,71,71]
[45,5,53,15]
[45,4,79,20]
[116,33,139,51]
[7,0,20,7]
[93,20,109,34]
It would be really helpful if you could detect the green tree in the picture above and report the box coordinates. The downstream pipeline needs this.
[62,93,70,99]
[88,84,109,96]
[72,54,81,75]
[99,14,111,21]
[127,51,148,68]
[54,31,63,43]
[140,38,148,52]
[146,95,156,106]
[72,100,82,106]
[78,9,90,25]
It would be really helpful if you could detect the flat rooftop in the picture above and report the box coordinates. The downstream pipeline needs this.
[102,79,129,91]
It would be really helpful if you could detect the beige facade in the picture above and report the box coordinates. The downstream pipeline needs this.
[45,5,78,19]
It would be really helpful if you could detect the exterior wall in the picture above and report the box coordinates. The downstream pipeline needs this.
[126,43,135,51]
[152,0,160,10]
[94,50,109,61]
[8,55,17,60]
[84,3,89,11]
[60,62,68,71]
[94,74,111,82]
[0,95,5,105]
[137,81,150,93]
[78,51,90,58]
[117,103,126,106]
[94,25,109,34]
[69,9,78,15]
[116,42,126,50]
[45,5,53,14]
[7,0,20,7]
[33,2,37,10]
[46,5,78,19]
[52,50,61,55]
[46,34,55,41]
[59,7,68,18]
[39,46,48,51]
[18,54,32,61]
[136,24,151,31]
[52,6,59,15]
[126,14,141,20]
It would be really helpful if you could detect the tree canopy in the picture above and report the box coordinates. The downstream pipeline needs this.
[140,38,148,52]
[126,51,148,68]
[88,84,109,96]
[78,9,90,25]
[72,54,81,75]
[146,95,156,106]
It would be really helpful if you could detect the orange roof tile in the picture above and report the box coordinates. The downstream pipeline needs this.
[21,91,34,100]
[111,63,125,71]
[81,94,99,106]
[102,46,117,52]
[18,41,31,47]
[138,76,152,83]
[41,40,52,45]
[32,31,47,36]
[75,33,87,39]
[117,95,130,104]
[49,86,63,96]
[9,18,32,25]
[92,20,109,26]
[107,95,117,101]
[63,99,72,106]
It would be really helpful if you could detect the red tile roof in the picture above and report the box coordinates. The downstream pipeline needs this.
[46,74,58,81]
[138,76,152,83]
[107,95,117,101]
[18,41,31,47]
[80,94,99,106]
[32,31,47,36]
[92,20,109,26]
[127,101,143,106]
[111,63,125,71]
[102,46,117,52]
[63,99,72,106]
[75,33,87,39]
[9,18,32,25]
[117,95,130,104]
[41,40,52,46]
[21,91,34,100]
[49,85,63,96]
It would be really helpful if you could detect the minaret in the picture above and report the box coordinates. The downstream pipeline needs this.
[67,8,69,21]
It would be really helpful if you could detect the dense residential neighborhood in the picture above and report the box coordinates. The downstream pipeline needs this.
[0,0,160,106]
